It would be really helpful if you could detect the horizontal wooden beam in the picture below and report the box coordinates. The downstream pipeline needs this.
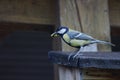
[48,51,120,69]
[0,0,57,25]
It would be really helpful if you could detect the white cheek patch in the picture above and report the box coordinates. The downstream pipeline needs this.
[58,29,66,34]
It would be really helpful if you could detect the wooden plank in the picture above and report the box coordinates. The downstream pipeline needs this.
[0,0,57,25]
[76,0,111,51]
[48,51,120,69]
[109,0,120,26]
[59,0,111,51]
[77,1,112,79]
[49,51,120,80]
[59,0,86,80]
[58,0,111,80]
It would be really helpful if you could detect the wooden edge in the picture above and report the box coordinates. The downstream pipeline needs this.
[48,51,120,69]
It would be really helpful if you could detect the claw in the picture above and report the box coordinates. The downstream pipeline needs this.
[73,52,79,60]
[68,52,74,62]
[67,46,84,64]
[72,46,84,60]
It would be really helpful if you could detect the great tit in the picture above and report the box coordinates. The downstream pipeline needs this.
[51,26,115,60]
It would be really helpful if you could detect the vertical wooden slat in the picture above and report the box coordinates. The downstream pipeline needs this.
[59,0,84,80]
[59,0,81,52]
[76,0,111,51]
[58,0,111,80]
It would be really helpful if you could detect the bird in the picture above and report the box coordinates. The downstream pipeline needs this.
[51,26,115,60]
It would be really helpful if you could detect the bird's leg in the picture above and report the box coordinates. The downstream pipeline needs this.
[68,51,76,62]
[68,47,84,62]
[73,46,84,59]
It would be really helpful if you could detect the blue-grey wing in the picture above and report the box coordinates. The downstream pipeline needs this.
[67,31,95,41]
[75,33,95,40]
[67,31,79,39]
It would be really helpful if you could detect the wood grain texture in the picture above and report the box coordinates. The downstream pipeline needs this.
[0,0,57,25]
[59,0,84,80]
[49,51,120,69]
[109,0,120,26]
[58,1,110,57]
[58,0,111,80]
[83,68,119,80]
[76,0,111,51]
[59,0,111,51]
[49,51,120,80]
[59,0,82,52]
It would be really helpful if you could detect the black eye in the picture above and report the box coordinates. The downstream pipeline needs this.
[56,26,68,32]
[56,27,61,31]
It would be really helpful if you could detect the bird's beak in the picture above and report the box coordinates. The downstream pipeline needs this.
[51,32,58,37]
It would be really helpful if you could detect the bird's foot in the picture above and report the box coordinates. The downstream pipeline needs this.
[68,51,80,61]
[72,51,81,60]
[73,54,78,59]
[73,52,84,61]
[68,52,75,62]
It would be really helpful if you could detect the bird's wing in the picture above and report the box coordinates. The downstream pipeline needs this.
[75,33,95,40]
[68,30,95,41]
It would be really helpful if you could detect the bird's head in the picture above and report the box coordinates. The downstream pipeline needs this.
[51,26,68,37]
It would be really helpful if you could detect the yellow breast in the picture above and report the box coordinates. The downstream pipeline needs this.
[63,34,70,43]
[70,39,90,47]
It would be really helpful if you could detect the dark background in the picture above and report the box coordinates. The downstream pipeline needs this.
[0,23,54,80]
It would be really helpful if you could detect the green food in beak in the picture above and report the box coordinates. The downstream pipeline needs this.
[51,32,58,37]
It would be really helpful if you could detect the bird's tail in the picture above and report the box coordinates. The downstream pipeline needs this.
[92,40,115,46]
